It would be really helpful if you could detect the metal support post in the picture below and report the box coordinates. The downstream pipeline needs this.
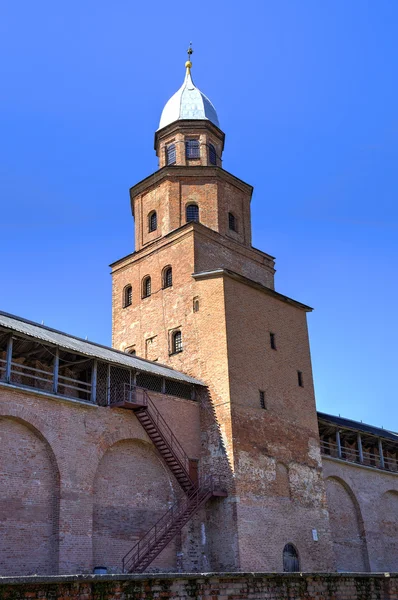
[106,363,111,406]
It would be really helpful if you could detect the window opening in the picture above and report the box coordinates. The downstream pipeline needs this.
[270,333,276,350]
[148,211,157,232]
[123,285,132,308]
[142,276,151,298]
[193,297,199,313]
[163,267,172,289]
[259,390,266,409]
[172,330,183,354]
[283,544,300,572]
[166,143,176,165]
[186,138,200,159]
[209,143,217,165]
[228,212,237,232]
[186,204,199,223]
[297,370,303,387]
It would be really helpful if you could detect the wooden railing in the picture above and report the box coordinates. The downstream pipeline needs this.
[320,439,398,473]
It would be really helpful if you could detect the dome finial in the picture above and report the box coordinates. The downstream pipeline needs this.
[185,42,193,73]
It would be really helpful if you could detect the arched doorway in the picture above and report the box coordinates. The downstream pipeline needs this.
[283,544,300,572]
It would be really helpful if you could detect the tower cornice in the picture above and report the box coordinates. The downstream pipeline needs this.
[129,166,253,217]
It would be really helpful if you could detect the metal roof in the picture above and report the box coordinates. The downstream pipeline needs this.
[0,311,204,387]
[318,412,398,443]
[158,67,219,130]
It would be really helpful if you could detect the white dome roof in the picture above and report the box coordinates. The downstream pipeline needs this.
[158,67,220,130]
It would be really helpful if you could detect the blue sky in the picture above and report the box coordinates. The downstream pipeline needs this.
[1,1,397,430]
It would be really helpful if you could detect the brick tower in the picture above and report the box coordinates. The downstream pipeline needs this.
[111,55,335,572]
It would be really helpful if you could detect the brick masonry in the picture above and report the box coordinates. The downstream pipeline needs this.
[0,573,397,600]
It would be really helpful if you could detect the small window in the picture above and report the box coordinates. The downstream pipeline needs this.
[172,330,183,354]
[123,285,132,308]
[126,346,136,356]
[142,276,151,298]
[163,266,172,289]
[209,143,217,165]
[283,544,300,572]
[166,143,176,165]
[186,203,199,223]
[270,333,276,350]
[259,390,266,409]
[297,370,303,387]
[193,297,199,313]
[186,139,200,159]
[148,211,157,232]
[228,212,237,232]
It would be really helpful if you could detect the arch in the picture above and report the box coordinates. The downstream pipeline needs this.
[142,275,151,298]
[228,212,237,232]
[166,143,176,165]
[92,438,177,571]
[380,490,398,571]
[0,416,60,575]
[148,211,157,233]
[123,284,132,308]
[283,543,299,572]
[186,203,199,223]
[325,476,369,572]
[163,266,172,289]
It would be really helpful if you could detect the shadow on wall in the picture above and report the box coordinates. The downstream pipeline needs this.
[325,476,369,572]
[0,416,60,576]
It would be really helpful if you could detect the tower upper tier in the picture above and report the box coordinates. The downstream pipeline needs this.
[158,62,220,130]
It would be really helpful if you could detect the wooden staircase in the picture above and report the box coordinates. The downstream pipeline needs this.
[110,384,227,572]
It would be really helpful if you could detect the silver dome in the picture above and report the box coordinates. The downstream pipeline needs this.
[158,67,220,130]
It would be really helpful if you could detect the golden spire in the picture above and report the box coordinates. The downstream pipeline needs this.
[185,42,193,74]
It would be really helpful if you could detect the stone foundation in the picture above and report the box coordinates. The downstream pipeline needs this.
[0,573,397,600]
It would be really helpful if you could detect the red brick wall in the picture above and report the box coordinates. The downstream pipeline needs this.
[0,385,201,576]
[0,416,59,576]
[0,573,397,600]
[322,457,398,572]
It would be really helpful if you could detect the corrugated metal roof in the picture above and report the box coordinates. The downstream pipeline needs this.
[318,412,398,443]
[0,311,204,387]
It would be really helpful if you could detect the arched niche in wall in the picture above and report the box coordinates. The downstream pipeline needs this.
[380,490,398,572]
[325,476,369,572]
[92,439,178,571]
[0,416,60,576]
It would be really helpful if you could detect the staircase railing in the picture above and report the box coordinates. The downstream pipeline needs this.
[110,383,192,482]
[122,474,224,573]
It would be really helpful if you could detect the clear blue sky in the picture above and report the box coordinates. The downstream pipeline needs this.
[1,1,397,430]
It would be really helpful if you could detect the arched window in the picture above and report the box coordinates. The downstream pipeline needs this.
[228,212,237,232]
[186,203,199,223]
[209,143,217,165]
[166,143,176,165]
[123,285,132,308]
[148,211,157,232]
[172,330,183,354]
[283,544,300,572]
[163,266,172,289]
[142,276,151,298]
[185,138,200,159]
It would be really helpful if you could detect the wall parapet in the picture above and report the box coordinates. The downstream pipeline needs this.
[0,572,397,600]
